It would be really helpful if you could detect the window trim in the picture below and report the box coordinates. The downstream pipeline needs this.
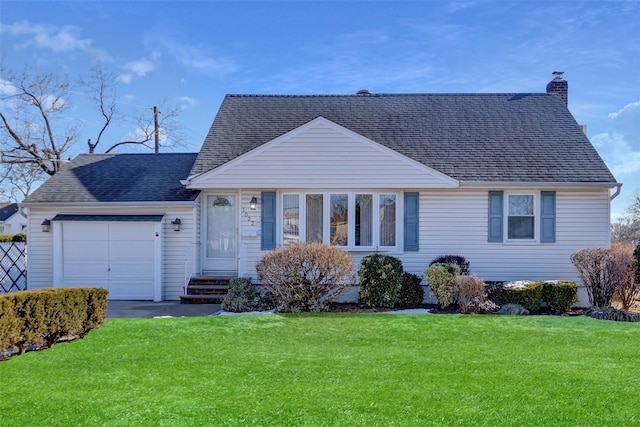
[277,190,401,251]
[504,191,537,242]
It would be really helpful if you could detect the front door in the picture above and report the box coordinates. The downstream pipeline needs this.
[203,194,238,272]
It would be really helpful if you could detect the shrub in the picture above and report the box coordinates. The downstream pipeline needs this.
[429,255,470,275]
[0,234,13,242]
[498,303,529,315]
[541,281,578,314]
[426,263,460,309]
[498,281,543,313]
[485,281,505,303]
[222,278,268,313]
[585,306,640,322]
[610,243,640,311]
[455,275,487,314]
[359,254,403,308]
[256,243,355,312]
[396,273,424,308]
[571,248,618,307]
[12,232,26,242]
[0,287,108,358]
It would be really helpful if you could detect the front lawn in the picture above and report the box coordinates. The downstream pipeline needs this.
[1,313,638,426]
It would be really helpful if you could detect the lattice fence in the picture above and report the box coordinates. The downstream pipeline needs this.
[0,242,27,293]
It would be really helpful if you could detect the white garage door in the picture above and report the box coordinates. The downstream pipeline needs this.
[62,222,156,300]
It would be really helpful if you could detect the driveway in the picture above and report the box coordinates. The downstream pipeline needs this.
[106,301,221,318]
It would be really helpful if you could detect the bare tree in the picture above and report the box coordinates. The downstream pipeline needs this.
[0,162,44,202]
[612,191,640,246]
[0,67,78,176]
[1,65,185,184]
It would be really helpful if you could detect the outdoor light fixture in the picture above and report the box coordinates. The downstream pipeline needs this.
[171,218,181,231]
[250,196,258,210]
[41,219,51,233]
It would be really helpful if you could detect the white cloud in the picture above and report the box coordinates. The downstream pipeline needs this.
[146,35,237,76]
[177,96,198,111]
[118,53,159,84]
[591,101,640,177]
[0,21,110,60]
[0,79,18,96]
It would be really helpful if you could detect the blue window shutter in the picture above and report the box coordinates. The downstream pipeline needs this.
[404,192,419,251]
[540,191,556,243]
[488,191,503,242]
[261,192,276,250]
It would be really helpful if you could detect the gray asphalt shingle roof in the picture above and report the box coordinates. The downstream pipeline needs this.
[190,93,617,184]
[0,203,19,221]
[24,153,199,203]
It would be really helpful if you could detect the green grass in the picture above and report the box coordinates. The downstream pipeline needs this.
[1,314,639,426]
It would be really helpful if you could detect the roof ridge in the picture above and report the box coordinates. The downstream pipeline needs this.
[226,92,547,98]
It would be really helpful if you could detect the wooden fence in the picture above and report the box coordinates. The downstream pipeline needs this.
[0,242,27,293]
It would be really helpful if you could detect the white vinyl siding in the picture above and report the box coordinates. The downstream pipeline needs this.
[26,204,194,301]
[190,118,459,190]
[398,188,612,306]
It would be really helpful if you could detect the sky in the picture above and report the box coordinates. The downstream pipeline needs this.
[1,0,639,218]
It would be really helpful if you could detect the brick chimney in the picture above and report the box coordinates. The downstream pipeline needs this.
[546,71,568,105]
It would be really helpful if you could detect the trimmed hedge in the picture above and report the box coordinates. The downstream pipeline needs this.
[498,281,543,313]
[0,232,26,242]
[541,281,578,314]
[0,287,108,358]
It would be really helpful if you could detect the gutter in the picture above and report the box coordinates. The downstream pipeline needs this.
[609,183,623,200]
[460,181,620,189]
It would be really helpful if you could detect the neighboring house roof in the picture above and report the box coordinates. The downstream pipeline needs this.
[0,203,19,221]
[191,93,617,184]
[23,153,199,203]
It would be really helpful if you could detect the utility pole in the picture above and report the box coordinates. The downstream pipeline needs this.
[154,106,159,153]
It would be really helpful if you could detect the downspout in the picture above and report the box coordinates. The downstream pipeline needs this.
[610,183,622,200]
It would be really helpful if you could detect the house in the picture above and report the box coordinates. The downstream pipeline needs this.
[21,73,620,306]
[0,203,27,235]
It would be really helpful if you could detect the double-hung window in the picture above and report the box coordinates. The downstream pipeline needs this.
[488,191,556,243]
[507,194,535,240]
[280,191,398,249]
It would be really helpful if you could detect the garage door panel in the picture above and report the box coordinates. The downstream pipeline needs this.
[109,241,154,259]
[64,260,109,278]
[64,241,109,259]
[109,260,154,278]
[61,221,157,300]
[109,223,154,240]
[64,223,109,240]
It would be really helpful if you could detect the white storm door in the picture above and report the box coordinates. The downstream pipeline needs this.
[203,195,238,271]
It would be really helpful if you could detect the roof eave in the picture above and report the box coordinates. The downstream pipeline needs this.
[460,180,621,189]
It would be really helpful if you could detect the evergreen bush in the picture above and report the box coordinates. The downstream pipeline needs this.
[222,278,267,312]
[585,306,640,322]
[396,272,424,308]
[498,281,543,313]
[359,254,403,308]
[541,281,578,314]
[429,255,470,275]
[498,303,529,315]
[426,263,460,309]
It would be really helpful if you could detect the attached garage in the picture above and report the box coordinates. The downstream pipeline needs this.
[52,215,163,301]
